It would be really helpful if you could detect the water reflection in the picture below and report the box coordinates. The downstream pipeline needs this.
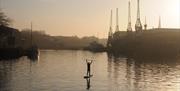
[85,77,91,90]
[133,57,180,91]
[0,60,13,91]
[0,57,39,91]
[1,51,180,91]
[107,54,129,90]
[107,54,180,91]
[126,58,135,90]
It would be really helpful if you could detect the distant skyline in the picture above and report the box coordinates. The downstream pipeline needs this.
[1,0,180,38]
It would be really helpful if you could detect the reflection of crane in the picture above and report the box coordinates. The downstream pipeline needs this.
[127,1,132,32]
[135,0,142,32]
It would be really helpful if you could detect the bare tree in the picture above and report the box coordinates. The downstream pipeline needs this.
[0,10,11,26]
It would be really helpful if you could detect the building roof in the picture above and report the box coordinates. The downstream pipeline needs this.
[0,25,19,35]
[148,28,180,31]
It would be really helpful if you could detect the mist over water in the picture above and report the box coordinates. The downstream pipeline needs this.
[0,50,180,91]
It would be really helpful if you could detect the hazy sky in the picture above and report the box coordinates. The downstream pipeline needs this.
[1,0,180,38]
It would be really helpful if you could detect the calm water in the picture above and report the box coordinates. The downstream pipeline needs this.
[1,50,180,91]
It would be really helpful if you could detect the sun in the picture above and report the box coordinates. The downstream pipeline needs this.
[166,0,180,27]
[168,0,180,15]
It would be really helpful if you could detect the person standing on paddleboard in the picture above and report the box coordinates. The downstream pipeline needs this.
[86,59,92,76]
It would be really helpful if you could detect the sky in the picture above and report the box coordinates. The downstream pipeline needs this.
[1,0,180,38]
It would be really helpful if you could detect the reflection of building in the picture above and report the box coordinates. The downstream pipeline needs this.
[0,25,21,48]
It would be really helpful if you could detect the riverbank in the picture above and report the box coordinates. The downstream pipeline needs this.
[0,47,38,60]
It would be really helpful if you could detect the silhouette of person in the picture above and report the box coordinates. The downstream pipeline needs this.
[86,59,92,76]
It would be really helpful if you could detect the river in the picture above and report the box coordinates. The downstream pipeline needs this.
[0,50,180,91]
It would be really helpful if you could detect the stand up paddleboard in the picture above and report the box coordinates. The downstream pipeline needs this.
[84,75,93,79]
